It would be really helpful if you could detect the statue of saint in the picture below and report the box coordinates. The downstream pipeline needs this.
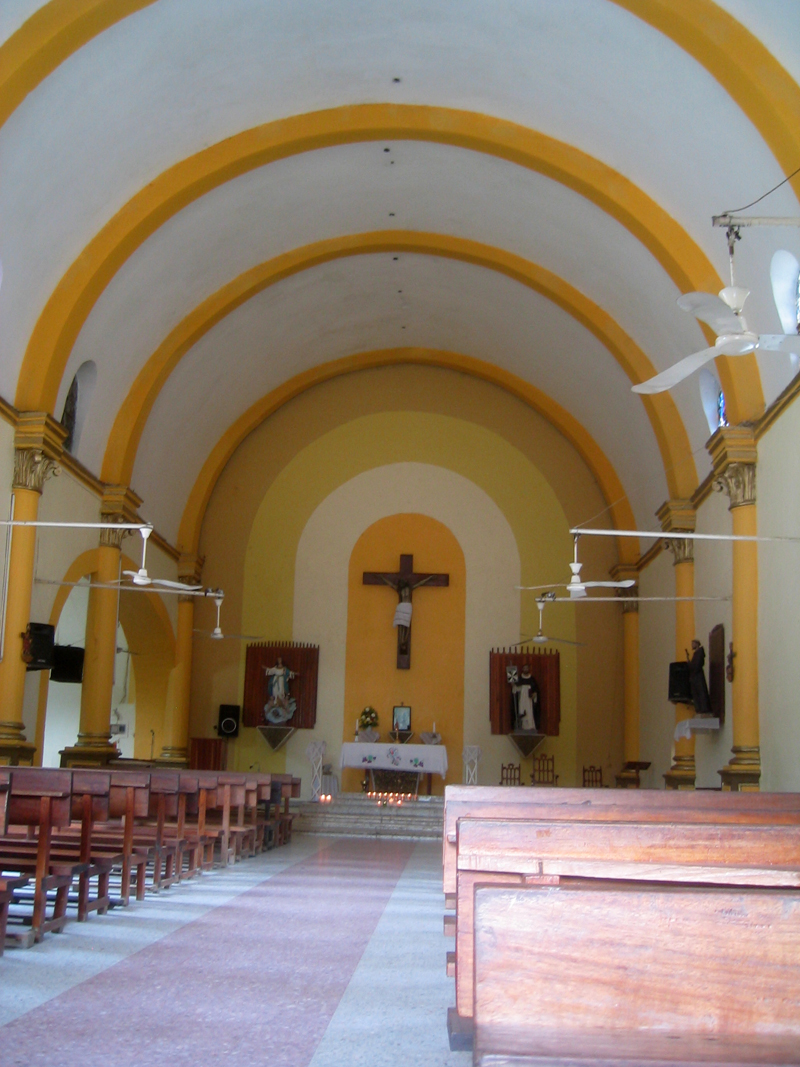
[687,639,712,716]
[507,663,540,731]
[264,657,297,724]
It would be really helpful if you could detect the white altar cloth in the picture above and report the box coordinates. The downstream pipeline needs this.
[340,742,448,777]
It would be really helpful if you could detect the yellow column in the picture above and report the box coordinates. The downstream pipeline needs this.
[159,555,202,763]
[0,414,65,765]
[659,501,696,790]
[709,428,760,791]
[61,487,142,768]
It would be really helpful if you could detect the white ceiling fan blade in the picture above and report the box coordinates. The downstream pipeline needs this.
[122,569,151,586]
[770,250,800,336]
[514,635,584,648]
[581,580,635,589]
[151,578,203,590]
[677,291,744,334]
[516,583,561,591]
[757,334,800,355]
[632,346,721,394]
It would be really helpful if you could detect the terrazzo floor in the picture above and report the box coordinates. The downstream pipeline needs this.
[0,835,470,1067]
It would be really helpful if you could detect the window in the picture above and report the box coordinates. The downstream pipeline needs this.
[59,361,97,455]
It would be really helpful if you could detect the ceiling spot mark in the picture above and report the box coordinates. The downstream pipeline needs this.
[393,256,399,261]
[389,212,395,216]
[384,147,391,152]
[393,77,401,83]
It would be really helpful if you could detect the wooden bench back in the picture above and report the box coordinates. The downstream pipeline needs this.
[443,785,800,893]
[457,817,800,882]
[473,882,800,1063]
[147,770,181,818]
[215,773,247,808]
[108,769,151,819]
[70,770,111,823]
[7,768,72,827]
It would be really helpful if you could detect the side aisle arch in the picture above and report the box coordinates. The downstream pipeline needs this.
[32,547,176,762]
[15,104,761,426]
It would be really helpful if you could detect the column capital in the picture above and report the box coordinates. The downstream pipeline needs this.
[657,499,695,565]
[99,485,143,548]
[708,426,757,509]
[12,412,67,493]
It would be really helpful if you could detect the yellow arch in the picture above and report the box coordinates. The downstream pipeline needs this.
[175,347,641,567]
[0,0,157,130]
[15,103,762,426]
[33,546,175,762]
[103,231,697,503]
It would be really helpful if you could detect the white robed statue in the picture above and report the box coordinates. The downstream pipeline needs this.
[264,657,297,724]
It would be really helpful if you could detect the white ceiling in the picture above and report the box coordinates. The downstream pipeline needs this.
[1,0,798,542]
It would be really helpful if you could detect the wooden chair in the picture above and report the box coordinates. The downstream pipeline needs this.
[582,764,603,787]
[499,764,521,786]
[531,753,558,786]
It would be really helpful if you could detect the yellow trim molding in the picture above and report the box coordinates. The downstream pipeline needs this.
[103,231,697,502]
[176,347,640,565]
[0,0,157,130]
[17,104,751,423]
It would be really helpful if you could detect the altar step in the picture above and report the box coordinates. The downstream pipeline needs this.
[292,793,444,839]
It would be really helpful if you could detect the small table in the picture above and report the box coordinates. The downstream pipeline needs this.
[340,742,448,795]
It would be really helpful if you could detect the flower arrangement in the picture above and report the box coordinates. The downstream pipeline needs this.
[359,706,379,730]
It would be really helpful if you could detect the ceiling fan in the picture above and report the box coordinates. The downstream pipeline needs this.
[517,537,636,599]
[513,595,584,648]
[121,525,202,591]
[632,230,800,395]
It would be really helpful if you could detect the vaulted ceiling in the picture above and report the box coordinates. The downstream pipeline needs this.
[1,0,798,548]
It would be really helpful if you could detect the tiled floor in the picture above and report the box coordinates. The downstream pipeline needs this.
[0,836,470,1067]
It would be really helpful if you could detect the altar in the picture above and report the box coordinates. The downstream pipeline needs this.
[340,742,448,795]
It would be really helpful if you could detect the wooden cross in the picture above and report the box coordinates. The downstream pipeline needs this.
[363,554,449,669]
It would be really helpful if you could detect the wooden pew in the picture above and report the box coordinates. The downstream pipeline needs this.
[0,769,75,946]
[454,816,800,1026]
[444,787,800,1048]
[443,785,800,899]
[473,880,800,1066]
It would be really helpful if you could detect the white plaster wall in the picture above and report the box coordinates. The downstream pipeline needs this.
[758,401,800,791]
[290,463,520,799]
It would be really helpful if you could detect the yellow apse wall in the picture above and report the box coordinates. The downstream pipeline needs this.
[342,514,466,794]
[192,366,623,786]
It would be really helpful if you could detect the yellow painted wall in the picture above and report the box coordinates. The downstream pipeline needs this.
[342,514,465,794]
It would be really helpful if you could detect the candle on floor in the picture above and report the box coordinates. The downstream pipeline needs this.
[433,721,436,733]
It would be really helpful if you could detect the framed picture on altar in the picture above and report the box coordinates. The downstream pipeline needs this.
[392,705,411,731]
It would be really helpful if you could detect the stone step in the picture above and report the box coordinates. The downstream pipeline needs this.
[292,793,444,839]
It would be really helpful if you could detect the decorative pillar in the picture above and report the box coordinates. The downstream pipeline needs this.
[658,500,697,790]
[0,414,66,765]
[61,487,141,767]
[612,566,645,787]
[158,554,203,764]
[709,427,760,791]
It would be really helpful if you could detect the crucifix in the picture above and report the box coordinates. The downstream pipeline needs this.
[363,554,450,669]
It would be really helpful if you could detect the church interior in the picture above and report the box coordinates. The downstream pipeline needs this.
[1,2,800,1064]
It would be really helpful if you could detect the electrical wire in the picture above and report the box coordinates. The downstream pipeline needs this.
[721,164,800,215]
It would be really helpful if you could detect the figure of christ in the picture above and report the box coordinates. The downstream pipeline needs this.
[363,554,450,669]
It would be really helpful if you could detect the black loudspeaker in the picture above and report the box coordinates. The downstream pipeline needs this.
[51,645,85,684]
[668,661,692,705]
[218,704,240,738]
[23,622,55,671]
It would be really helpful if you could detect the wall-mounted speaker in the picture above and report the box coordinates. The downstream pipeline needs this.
[51,645,85,684]
[668,661,692,705]
[23,622,55,671]
[217,704,240,738]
